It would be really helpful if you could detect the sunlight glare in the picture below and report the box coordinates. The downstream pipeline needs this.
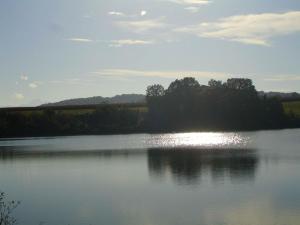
[151,132,249,149]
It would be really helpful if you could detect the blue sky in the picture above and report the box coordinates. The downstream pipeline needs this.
[1,0,300,106]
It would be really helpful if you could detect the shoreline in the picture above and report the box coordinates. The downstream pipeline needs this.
[1,126,299,139]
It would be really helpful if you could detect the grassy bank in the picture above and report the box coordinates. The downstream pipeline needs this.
[0,103,148,138]
[0,103,147,115]
[283,101,300,118]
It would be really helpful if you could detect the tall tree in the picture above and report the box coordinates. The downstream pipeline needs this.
[225,78,255,91]
[166,77,200,95]
[208,79,223,88]
[146,84,165,99]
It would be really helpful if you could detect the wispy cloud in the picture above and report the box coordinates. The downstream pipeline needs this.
[20,74,28,81]
[92,69,227,79]
[65,38,157,47]
[109,39,154,47]
[29,82,38,88]
[14,93,25,100]
[108,10,147,18]
[116,18,167,33]
[263,75,300,81]
[165,0,211,5]
[164,0,211,13]
[184,6,201,13]
[93,69,300,86]
[108,11,125,17]
[66,38,94,43]
[175,11,300,46]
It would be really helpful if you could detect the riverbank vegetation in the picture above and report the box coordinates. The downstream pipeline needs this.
[0,77,299,137]
[0,104,146,137]
[0,192,19,225]
[145,77,299,131]
[283,101,300,118]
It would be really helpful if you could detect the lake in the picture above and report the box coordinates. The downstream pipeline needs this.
[0,129,300,225]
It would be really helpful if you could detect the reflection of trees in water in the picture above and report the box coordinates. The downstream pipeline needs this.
[0,146,258,186]
[147,149,258,185]
[0,147,145,161]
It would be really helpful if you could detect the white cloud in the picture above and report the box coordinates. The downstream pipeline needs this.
[108,10,147,18]
[165,0,211,5]
[175,11,300,46]
[164,0,211,13]
[92,69,227,79]
[184,6,201,13]
[29,83,38,88]
[14,93,25,100]
[263,75,300,81]
[20,74,28,81]
[108,11,125,17]
[65,38,156,47]
[109,39,154,47]
[66,38,94,42]
[117,18,167,33]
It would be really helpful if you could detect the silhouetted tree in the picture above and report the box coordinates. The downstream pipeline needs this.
[146,84,165,99]
[225,78,255,91]
[208,79,223,88]
[166,77,200,95]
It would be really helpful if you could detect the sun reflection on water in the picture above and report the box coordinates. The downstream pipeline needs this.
[148,132,250,149]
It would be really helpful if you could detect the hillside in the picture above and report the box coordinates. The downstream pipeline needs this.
[258,91,300,101]
[41,94,146,107]
[283,101,300,118]
[40,91,300,107]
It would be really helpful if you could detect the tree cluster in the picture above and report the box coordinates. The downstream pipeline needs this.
[146,77,288,131]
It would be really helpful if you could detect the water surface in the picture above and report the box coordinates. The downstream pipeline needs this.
[0,129,300,225]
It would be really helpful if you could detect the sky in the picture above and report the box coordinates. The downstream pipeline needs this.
[1,0,300,107]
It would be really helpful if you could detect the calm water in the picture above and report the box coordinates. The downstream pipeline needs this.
[0,129,300,225]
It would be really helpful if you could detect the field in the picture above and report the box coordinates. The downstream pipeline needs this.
[283,101,300,117]
[0,103,148,116]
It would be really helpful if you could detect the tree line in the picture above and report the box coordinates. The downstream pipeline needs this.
[0,77,299,137]
[0,105,145,137]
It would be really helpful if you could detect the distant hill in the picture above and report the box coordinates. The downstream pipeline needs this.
[41,91,300,107]
[258,91,300,101]
[41,94,146,107]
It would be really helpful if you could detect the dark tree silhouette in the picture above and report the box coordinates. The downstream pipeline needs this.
[146,84,165,99]
[145,77,289,131]
[208,79,223,88]
[225,78,255,91]
[166,77,200,95]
